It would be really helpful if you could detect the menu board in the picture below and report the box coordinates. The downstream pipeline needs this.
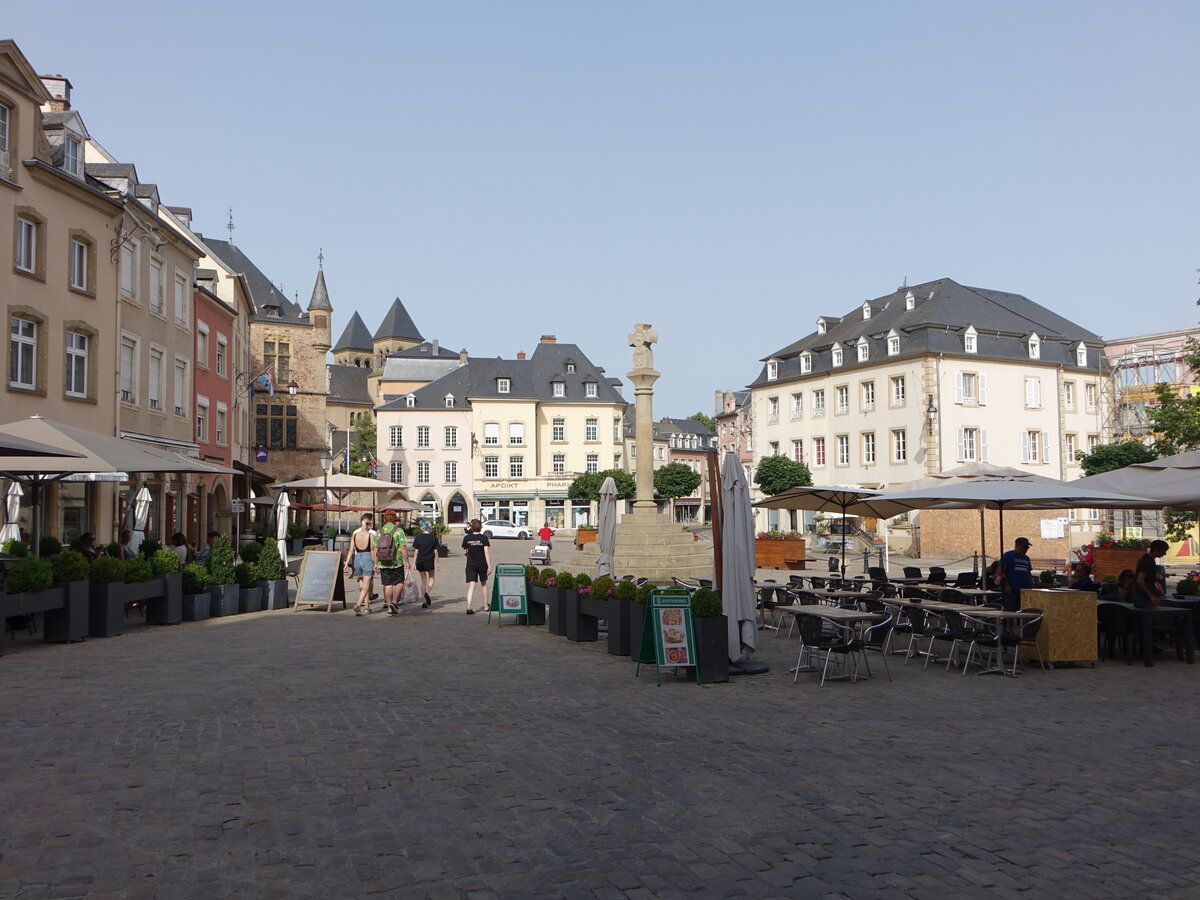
[294,551,347,613]
[636,589,699,685]
[490,564,528,624]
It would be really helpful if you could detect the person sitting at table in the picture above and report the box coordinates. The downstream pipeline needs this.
[117,529,136,561]
[195,531,219,567]
[79,532,101,561]
[1069,562,1100,592]
[1133,541,1169,607]
[983,560,1002,592]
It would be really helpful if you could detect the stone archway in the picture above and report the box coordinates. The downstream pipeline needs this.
[209,479,229,538]
[419,492,440,521]
[446,492,468,525]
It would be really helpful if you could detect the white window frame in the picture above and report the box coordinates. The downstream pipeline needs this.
[417,460,431,484]
[767,361,778,381]
[483,422,499,445]
[390,460,404,482]
[892,429,907,463]
[149,258,163,313]
[585,382,597,398]
[552,453,566,474]
[586,453,599,474]
[174,272,189,327]
[1063,381,1075,411]
[216,335,227,376]
[791,393,803,420]
[444,425,458,448]
[389,425,404,448]
[800,353,812,374]
[1065,433,1077,462]
[9,316,37,388]
[15,218,36,273]
[887,330,900,356]
[216,402,228,446]
[767,397,779,423]
[813,437,826,467]
[69,239,88,291]
[792,439,804,463]
[856,338,869,362]
[65,330,88,398]
[196,323,209,370]
[509,455,524,478]
[417,425,431,448]
[835,385,849,415]
[63,135,80,175]
[552,381,565,397]
[552,418,565,442]
[196,396,209,442]
[585,418,598,441]
[483,455,499,478]
[1025,377,1041,409]
[861,381,875,411]
[891,375,906,407]
[173,357,188,417]
[1021,430,1048,464]
[497,378,510,394]
[444,460,458,484]
[813,389,825,418]
[1085,383,1097,412]
[964,326,977,354]
[148,345,164,411]
[862,432,876,465]
[836,434,850,466]
[1076,344,1088,367]
[1028,334,1040,359]
[121,335,139,404]
[831,345,843,367]
[508,422,525,446]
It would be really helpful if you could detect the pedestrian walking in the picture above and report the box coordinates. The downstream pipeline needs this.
[462,518,491,615]
[343,513,377,615]
[374,510,409,615]
[411,520,440,608]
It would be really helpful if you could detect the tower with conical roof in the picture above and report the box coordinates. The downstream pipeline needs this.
[372,298,423,370]
[333,311,374,368]
[308,253,333,351]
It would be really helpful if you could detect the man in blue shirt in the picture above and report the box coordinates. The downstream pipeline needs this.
[999,537,1033,612]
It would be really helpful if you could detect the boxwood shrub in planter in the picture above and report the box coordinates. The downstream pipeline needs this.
[606,578,638,657]
[182,564,212,621]
[689,588,729,684]
[1,539,29,558]
[531,568,556,625]
[147,550,183,626]
[44,550,89,643]
[207,534,239,617]
[39,535,63,557]
[255,540,289,610]
[235,562,263,613]
[551,571,577,638]
[2,558,64,645]
[88,555,127,638]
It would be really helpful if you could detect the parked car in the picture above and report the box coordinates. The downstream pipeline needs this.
[461,520,531,540]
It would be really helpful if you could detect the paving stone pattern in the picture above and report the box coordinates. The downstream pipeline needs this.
[2,541,1199,898]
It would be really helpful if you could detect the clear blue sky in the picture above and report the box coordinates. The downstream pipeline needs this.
[8,1,1199,416]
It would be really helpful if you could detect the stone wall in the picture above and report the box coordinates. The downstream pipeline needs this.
[916,508,1070,566]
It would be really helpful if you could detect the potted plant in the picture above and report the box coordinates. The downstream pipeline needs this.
[146,549,184,625]
[1,539,30,558]
[39,535,63,557]
[432,522,451,558]
[181,564,212,621]
[44,549,90,643]
[139,537,162,558]
[564,572,599,642]
[531,568,556,625]
[286,523,306,556]
[87,555,127,637]
[552,571,578,638]
[689,587,729,684]
[630,581,656,663]
[608,579,638,656]
[256,539,289,610]
[754,530,807,569]
[239,541,264,566]
[208,534,239,616]
[2,556,65,646]
[1092,532,1152,580]
[1038,569,1057,586]
[235,562,263,613]
[575,526,599,550]
[1175,577,1199,598]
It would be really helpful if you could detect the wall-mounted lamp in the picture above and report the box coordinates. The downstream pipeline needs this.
[287,379,298,397]
[925,394,938,435]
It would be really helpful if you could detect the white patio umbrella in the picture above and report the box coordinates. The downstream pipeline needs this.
[1072,451,1200,511]
[594,476,617,578]
[720,451,760,670]
[275,488,291,562]
[126,481,152,555]
[0,481,23,544]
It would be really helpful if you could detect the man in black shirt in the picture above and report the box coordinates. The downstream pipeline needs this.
[1134,540,1169,607]
[461,519,491,615]
[411,521,440,609]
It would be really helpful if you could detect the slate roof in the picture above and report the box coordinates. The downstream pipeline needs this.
[84,162,136,179]
[333,312,373,352]
[373,298,423,343]
[393,341,461,359]
[308,269,332,311]
[377,341,625,411]
[751,278,1106,388]
[663,417,716,439]
[327,365,372,405]
[199,237,309,325]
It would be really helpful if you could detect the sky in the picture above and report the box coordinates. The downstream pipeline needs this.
[7,1,1199,417]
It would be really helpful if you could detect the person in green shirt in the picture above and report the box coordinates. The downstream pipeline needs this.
[374,510,410,616]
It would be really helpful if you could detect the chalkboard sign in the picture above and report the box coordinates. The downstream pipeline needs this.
[636,589,699,685]
[489,564,528,625]
[294,551,347,613]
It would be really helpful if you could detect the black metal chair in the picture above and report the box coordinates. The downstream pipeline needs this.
[861,613,894,681]
[902,606,938,665]
[794,615,868,686]
[867,566,889,583]
[1002,608,1046,672]
[1098,602,1137,664]
[903,566,922,580]
[927,567,947,584]
[952,571,979,589]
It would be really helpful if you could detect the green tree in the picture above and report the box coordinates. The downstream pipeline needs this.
[567,469,636,501]
[753,455,812,496]
[687,412,715,431]
[653,462,702,499]
[345,411,378,477]
[1076,440,1157,477]
[1142,338,1200,539]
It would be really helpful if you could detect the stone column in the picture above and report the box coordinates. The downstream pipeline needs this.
[627,324,661,514]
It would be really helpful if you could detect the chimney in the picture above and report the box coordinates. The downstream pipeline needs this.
[516,351,526,360]
[459,348,469,365]
[40,74,72,112]
[539,335,556,343]
[431,339,439,356]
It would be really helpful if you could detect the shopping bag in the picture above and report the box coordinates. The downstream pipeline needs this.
[402,576,420,604]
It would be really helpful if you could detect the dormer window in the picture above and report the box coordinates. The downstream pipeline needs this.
[444,394,455,408]
[862,302,872,321]
[800,352,812,374]
[406,393,416,408]
[585,382,597,398]
[766,360,778,381]
[63,136,81,177]
[552,381,565,398]
[905,291,916,311]
[566,360,576,373]
[856,337,869,362]
[964,326,978,354]
[816,318,827,335]
[1027,333,1040,360]
[831,344,843,368]
[1075,343,1088,367]
[497,377,510,394]
[887,329,900,356]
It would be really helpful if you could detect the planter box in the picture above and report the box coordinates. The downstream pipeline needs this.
[238,585,264,614]
[43,581,89,643]
[518,580,547,626]
[288,538,304,556]
[575,528,599,550]
[182,592,211,621]
[690,614,730,683]
[88,582,132,638]
[1093,548,1145,581]
[146,573,183,626]
[437,544,450,559]
[564,589,599,642]
[607,597,633,656]
[526,583,551,626]
[755,538,807,569]
[209,583,240,617]
[547,587,568,636]
[260,579,289,610]
[630,602,654,663]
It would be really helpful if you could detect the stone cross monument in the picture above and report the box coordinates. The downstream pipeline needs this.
[627,323,660,513]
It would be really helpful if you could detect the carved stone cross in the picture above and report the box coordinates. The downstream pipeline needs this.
[627,323,658,370]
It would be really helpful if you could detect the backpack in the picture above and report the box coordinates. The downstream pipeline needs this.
[376,528,397,563]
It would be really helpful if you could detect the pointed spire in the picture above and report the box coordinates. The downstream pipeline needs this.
[333,311,373,353]
[372,297,423,343]
[308,267,332,311]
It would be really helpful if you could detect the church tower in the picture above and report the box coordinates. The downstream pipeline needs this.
[372,298,423,372]
[332,312,374,368]
[307,253,333,352]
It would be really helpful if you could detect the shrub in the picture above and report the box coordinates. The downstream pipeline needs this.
[524,565,538,580]
[286,523,306,539]
[139,537,162,558]
[234,562,257,589]
[614,579,638,602]
[6,557,53,594]
[1101,574,1118,583]
[575,572,593,589]
[302,543,324,553]
[1038,570,1057,585]
[208,534,236,585]
[151,549,182,575]
[240,541,264,564]
[635,582,655,605]
[50,549,89,584]
[255,539,285,581]
[124,556,153,584]
[89,555,126,584]
[590,575,615,598]
[691,587,723,618]
[554,571,577,591]
[182,564,211,595]
[39,535,62,557]
[1176,578,1199,596]
[1,539,29,558]
[105,542,120,559]
[536,568,557,588]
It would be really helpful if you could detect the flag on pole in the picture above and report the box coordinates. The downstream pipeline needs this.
[342,446,350,471]
[254,365,275,398]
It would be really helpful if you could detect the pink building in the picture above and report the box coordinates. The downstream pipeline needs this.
[191,284,237,542]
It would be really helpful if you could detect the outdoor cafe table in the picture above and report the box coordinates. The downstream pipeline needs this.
[883,597,1038,676]
[913,585,1002,600]
[1107,601,1195,668]
[782,606,883,679]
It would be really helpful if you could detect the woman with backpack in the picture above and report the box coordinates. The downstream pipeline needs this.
[343,513,377,615]
[374,509,409,616]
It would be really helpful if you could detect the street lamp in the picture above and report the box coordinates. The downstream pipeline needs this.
[319,448,332,537]
[287,379,298,397]
[925,394,939,436]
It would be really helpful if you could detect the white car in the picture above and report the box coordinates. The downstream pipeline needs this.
[471,519,530,540]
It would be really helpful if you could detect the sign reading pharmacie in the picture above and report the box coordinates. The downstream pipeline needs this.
[474,479,574,495]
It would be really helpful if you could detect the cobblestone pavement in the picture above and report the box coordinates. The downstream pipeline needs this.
[2,541,1199,898]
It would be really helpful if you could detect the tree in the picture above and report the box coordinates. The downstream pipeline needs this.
[1142,338,1200,539]
[567,469,636,501]
[687,412,715,431]
[1076,440,1157,477]
[653,462,702,499]
[345,411,378,477]
[753,455,812,496]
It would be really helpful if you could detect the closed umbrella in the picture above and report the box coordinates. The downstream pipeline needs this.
[126,481,152,555]
[720,451,761,671]
[275,488,291,562]
[594,475,617,578]
[0,481,22,544]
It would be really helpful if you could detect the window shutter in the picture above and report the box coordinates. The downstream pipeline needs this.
[955,428,965,462]
[954,373,964,404]
[978,374,988,406]
[1041,432,1049,464]
[1032,379,1041,408]
[1020,431,1030,464]
[981,430,989,462]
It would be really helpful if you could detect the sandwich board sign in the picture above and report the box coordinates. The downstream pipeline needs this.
[293,551,347,612]
[489,564,528,625]
[635,589,699,685]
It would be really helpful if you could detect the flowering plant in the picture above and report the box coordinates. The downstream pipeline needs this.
[1094,532,1153,551]
[756,530,805,540]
